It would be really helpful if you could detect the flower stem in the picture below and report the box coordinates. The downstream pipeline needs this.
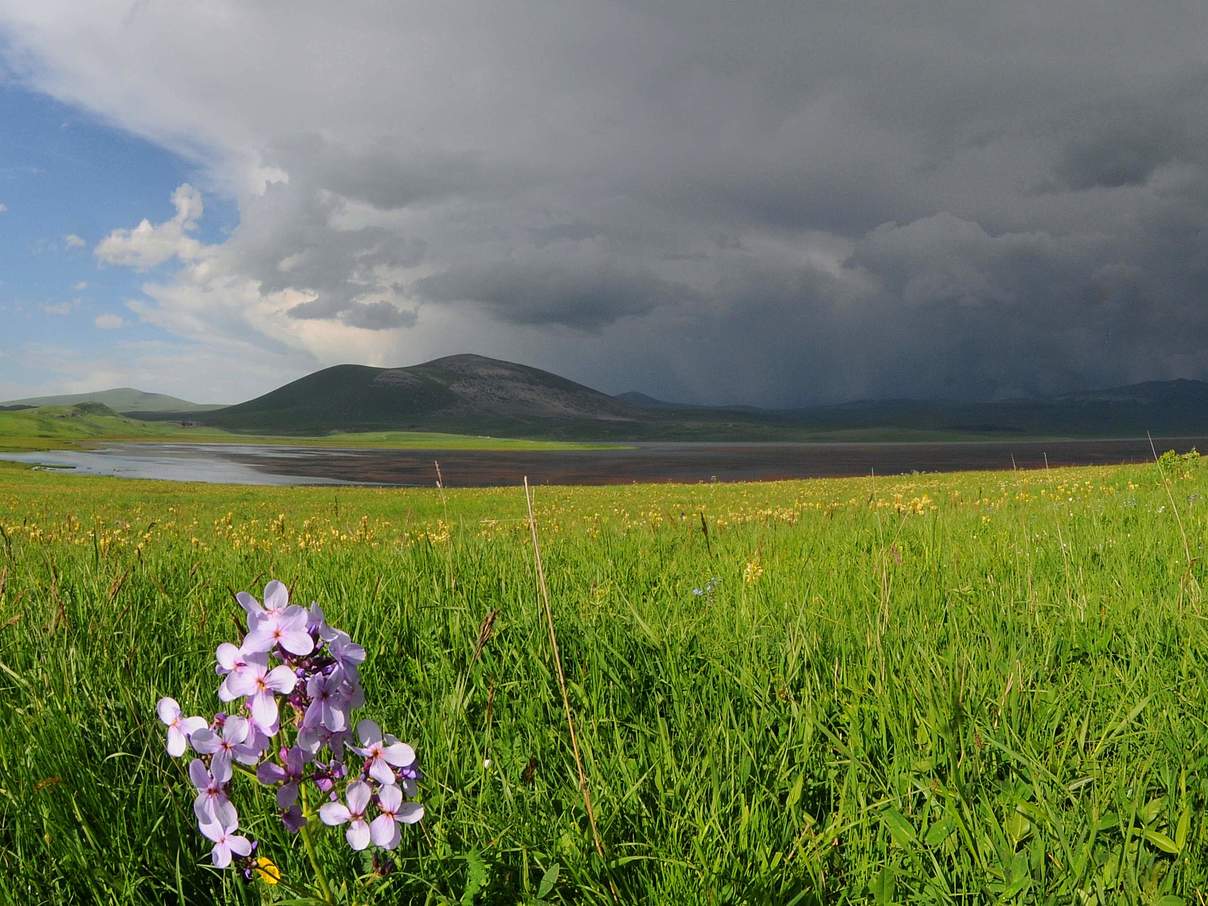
[299,785,335,905]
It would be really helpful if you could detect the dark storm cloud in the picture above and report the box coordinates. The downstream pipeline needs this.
[416,259,697,331]
[7,1,1208,403]
[337,300,417,330]
[287,297,415,330]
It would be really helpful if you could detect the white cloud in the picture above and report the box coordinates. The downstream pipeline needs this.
[0,202,7,213]
[64,233,86,249]
[94,184,208,269]
[73,280,88,290]
[94,313,124,329]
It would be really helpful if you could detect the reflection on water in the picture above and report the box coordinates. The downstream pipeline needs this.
[2,438,1207,488]
[0,444,361,485]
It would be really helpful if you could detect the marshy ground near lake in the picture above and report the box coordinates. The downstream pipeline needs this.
[2,453,1207,903]
[7,436,1208,487]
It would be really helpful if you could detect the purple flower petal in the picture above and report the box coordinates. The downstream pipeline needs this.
[211,753,232,784]
[382,742,416,768]
[370,813,400,849]
[263,580,289,611]
[378,784,402,812]
[346,818,371,851]
[227,834,252,858]
[356,719,382,747]
[396,802,424,824]
[319,802,350,826]
[251,690,279,730]
[211,841,232,868]
[190,728,219,755]
[156,697,180,724]
[181,716,208,736]
[242,628,277,654]
[277,780,299,809]
[223,716,250,744]
[281,805,306,833]
[346,780,372,814]
[279,629,315,656]
[166,726,187,757]
[198,818,225,844]
[236,591,262,619]
[264,665,297,694]
[368,757,397,786]
[188,759,210,790]
[215,643,241,672]
[210,750,233,781]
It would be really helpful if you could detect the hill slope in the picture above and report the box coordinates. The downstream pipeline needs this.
[203,354,641,435]
[0,403,192,450]
[2,387,220,413]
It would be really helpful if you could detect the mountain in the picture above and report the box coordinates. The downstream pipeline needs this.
[1054,378,1208,406]
[2,387,221,414]
[202,354,642,435]
[180,354,1208,440]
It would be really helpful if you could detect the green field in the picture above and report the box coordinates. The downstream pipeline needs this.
[1,454,1207,903]
[0,405,618,453]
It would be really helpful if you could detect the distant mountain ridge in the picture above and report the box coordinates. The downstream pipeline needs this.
[191,355,1208,440]
[2,387,221,413]
[29,358,1208,441]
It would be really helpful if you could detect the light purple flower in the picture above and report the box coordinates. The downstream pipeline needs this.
[235,724,271,766]
[157,697,207,757]
[198,816,251,868]
[257,746,307,808]
[236,580,291,630]
[189,758,236,826]
[305,672,348,731]
[329,632,366,678]
[215,643,267,702]
[299,724,350,762]
[319,779,373,850]
[369,783,424,850]
[352,719,416,785]
[308,602,339,643]
[244,604,315,656]
[190,715,250,778]
[228,662,296,731]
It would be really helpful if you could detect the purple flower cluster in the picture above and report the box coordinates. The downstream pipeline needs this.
[156,580,423,872]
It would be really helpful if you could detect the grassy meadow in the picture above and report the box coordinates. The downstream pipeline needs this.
[0,405,616,452]
[1,453,1208,902]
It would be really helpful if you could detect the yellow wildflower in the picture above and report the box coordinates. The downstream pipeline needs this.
[254,856,281,885]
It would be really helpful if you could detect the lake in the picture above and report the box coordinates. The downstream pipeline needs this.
[2,437,1206,487]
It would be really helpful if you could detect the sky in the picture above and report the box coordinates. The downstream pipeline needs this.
[1,2,1207,408]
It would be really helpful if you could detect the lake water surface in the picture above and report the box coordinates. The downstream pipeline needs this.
[3,437,1207,487]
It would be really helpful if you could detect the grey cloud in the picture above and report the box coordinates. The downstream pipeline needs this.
[7,1,1208,404]
[415,259,698,331]
[271,134,505,211]
[287,297,415,330]
[338,300,416,330]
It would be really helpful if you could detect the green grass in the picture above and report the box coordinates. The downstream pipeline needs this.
[0,405,619,453]
[2,457,1208,902]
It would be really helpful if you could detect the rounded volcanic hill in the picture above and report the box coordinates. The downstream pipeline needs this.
[202,354,642,435]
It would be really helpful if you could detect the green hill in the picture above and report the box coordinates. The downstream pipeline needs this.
[203,354,642,435]
[0,403,192,450]
[1,387,221,413]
